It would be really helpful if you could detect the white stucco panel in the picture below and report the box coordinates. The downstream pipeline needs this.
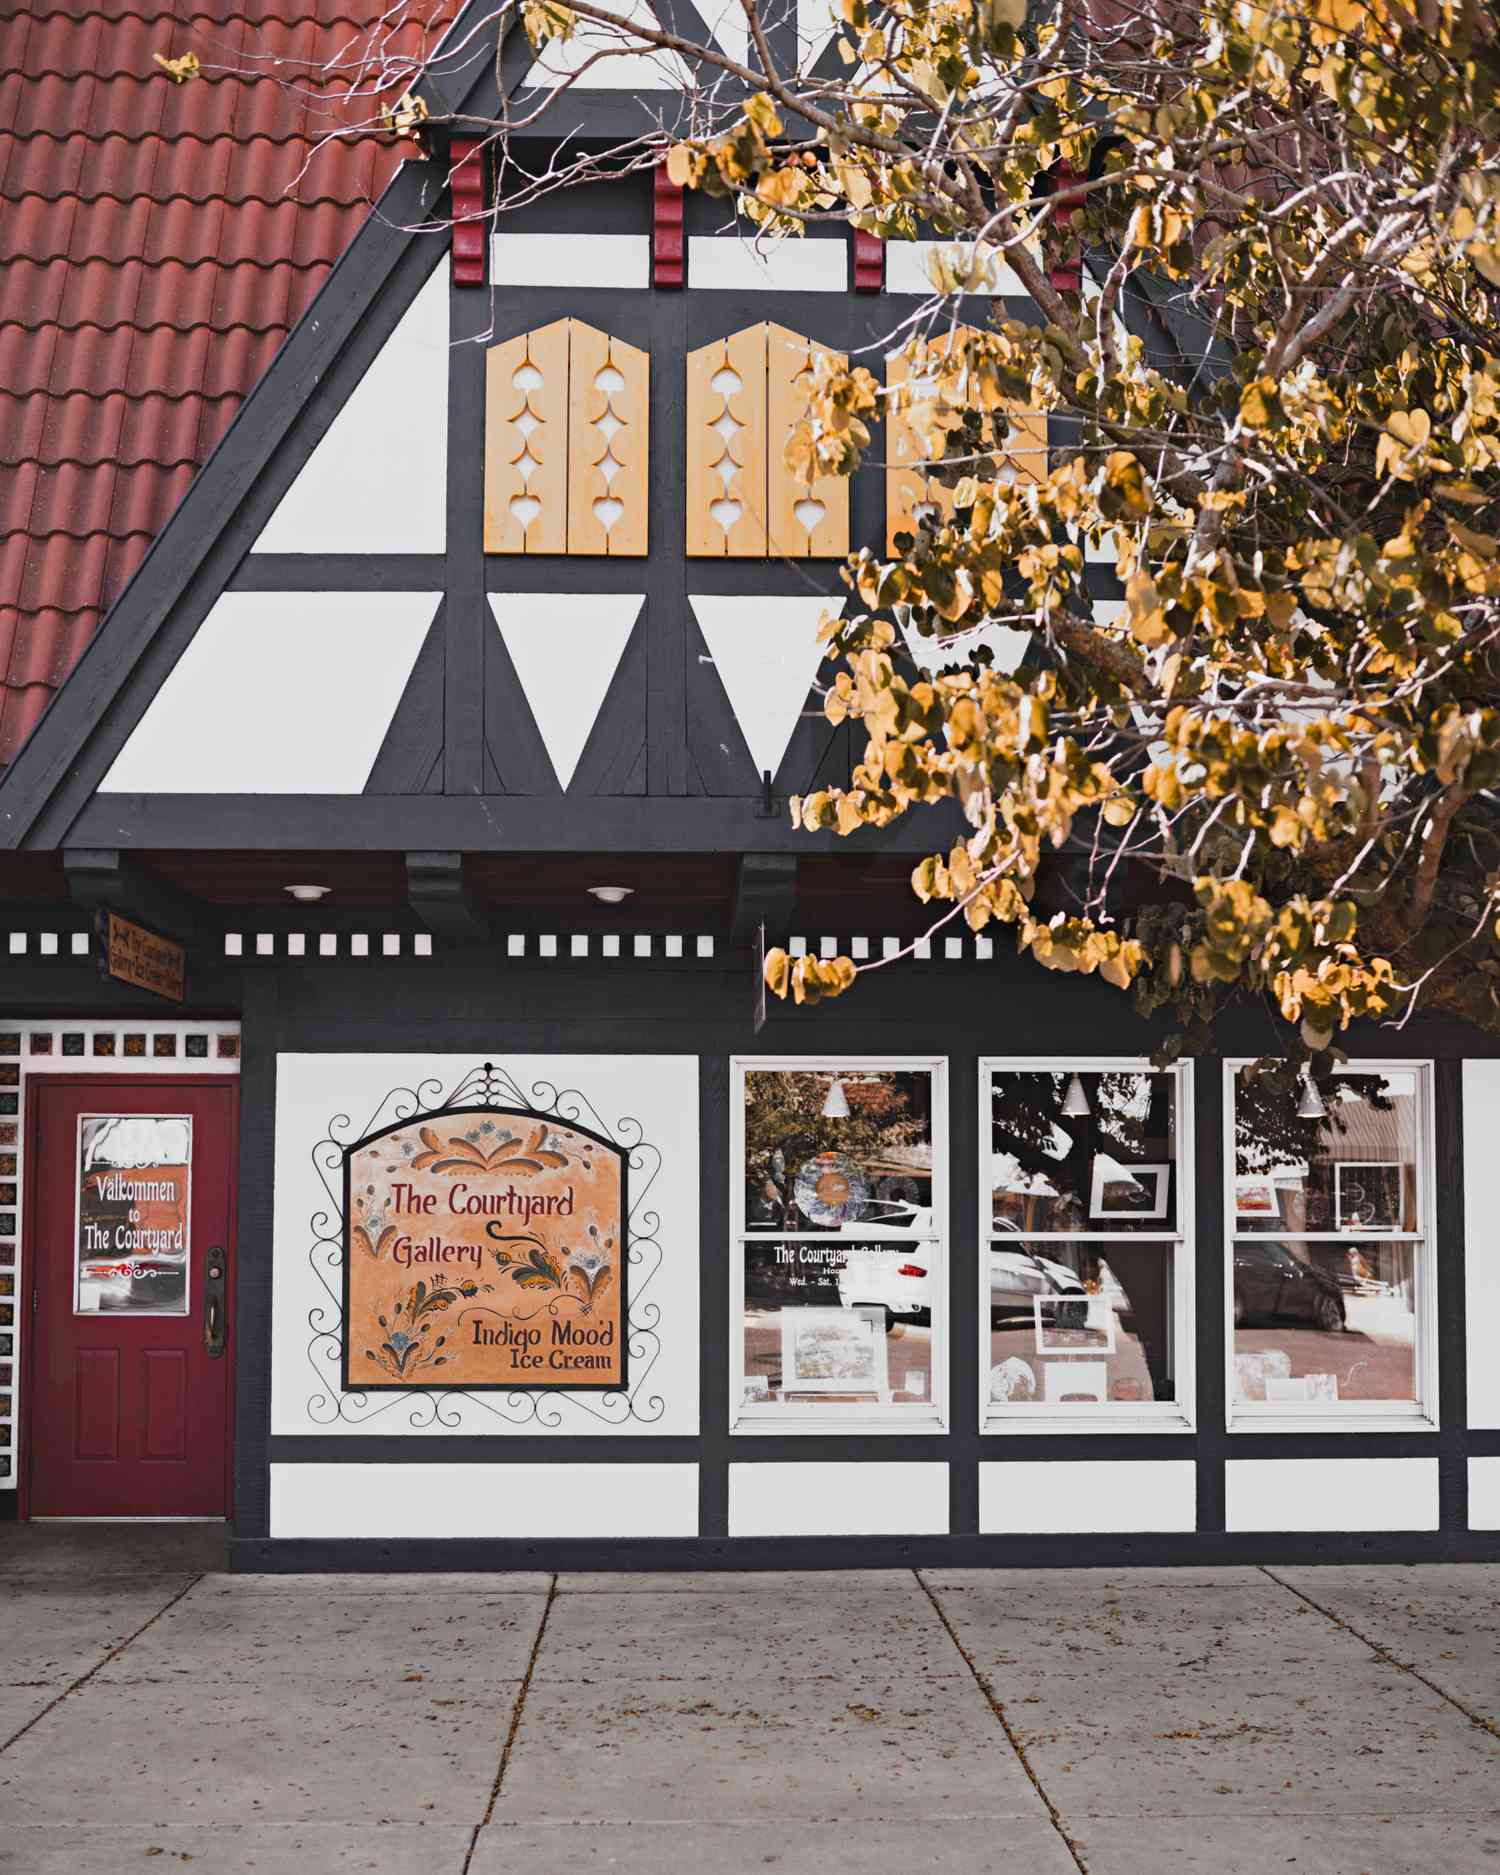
[256,263,449,554]
[270,1052,700,1436]
[98,590,436,794]
[271,1462,698,1538]
[1464,1059,1500,1427]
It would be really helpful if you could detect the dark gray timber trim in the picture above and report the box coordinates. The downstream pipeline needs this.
[444,270,488,794]
[231,972,279,1542]
[1192,1055,1227,1529]
[947,1051,981,1536]
[406,851,490,940]
[698,1052,731,1538]
[233,556,448,590]
[364,605,448,795]
[231,1529,1500,1573]
[62,794,968,852]
[729,855,798,948]
[62,848,205,945]
[1435,1057,1469,1530]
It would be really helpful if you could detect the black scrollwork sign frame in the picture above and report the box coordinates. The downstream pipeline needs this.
[304,1059,666,1430]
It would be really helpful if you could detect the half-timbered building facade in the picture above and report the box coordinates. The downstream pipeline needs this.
[3,0,1500,1569]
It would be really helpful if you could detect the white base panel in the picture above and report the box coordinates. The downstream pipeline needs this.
[979,1460,1196,1535]
[1226,1457,1440,1533]
[269,1463,699,1540]
[1468,1457,1500,1529]
[1464,1060,1500,1427]
[728,1461,948,1538]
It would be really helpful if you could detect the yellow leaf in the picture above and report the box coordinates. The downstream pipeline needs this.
[1239,378,1281,429]
[153,48,201,82]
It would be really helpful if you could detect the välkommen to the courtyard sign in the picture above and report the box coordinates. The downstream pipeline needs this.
[342,1106,627,1391]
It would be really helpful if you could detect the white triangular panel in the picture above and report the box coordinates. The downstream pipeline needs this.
[691,594,831,782]
[522,0,694,88]
[256,267,449,554]
[699,0,749,67]
[490,593,643,790]
[797,0,841,69]
[99,592,438,793]
[899,617,1031,677]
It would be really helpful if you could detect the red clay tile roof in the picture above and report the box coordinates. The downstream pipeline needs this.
[0,0,455,769]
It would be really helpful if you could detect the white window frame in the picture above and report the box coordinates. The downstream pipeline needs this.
[1223,1057,1438,1433]
[730,1054,949,1434]
[979,1056,1196,1434]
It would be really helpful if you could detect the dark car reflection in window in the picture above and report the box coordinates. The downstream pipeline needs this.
[1233,1240,1345,1335]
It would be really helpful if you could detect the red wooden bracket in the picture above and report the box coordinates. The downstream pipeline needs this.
[853,230,884,294]
[653,165,685,289]
[1046,161,1085,294]
[449,138,486,287]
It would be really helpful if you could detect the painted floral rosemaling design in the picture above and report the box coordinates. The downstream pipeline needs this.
[565,1222,617,1313]
[409,1122,572,1177]
[487,1229,567,1293]
[364,1276,494,1378]
[352,1188,395,1260]
[487,1219,617,1316]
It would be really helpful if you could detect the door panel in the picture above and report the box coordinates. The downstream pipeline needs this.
[28,1078,237,1517]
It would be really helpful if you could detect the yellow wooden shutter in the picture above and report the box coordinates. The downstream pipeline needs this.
[486,319,647,555]
[566,320,649,557]
[484,319,569,555]
[884,326,1048,553]
[685,325,768,556]
[766,323,849,559]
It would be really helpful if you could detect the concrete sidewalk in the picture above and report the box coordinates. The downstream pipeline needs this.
[1,1527,1498,1874]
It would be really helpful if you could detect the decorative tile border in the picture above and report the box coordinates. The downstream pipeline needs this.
[0,1018,241,1492]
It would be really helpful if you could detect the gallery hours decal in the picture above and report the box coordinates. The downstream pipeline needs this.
[341,1104,628,1392]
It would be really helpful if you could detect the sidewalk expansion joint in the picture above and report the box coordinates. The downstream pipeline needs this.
[916,1569,1089,1875]
[1259,1564,1500,1743]
[0,1572,205,1757]
[463,1572,559,1875]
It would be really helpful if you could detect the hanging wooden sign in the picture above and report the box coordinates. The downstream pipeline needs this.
[95,910,186,1004]
[342,1104,628,1391]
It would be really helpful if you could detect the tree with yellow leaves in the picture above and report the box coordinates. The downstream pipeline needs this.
[254,0,1500,1055]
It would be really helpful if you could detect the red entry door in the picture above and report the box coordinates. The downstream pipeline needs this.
[27,1077,237,1517]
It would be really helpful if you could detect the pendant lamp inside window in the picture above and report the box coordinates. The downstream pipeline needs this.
[821,1077,851,1119]
[1296,1072,1327,1121]
[1061,1072,1091,1118]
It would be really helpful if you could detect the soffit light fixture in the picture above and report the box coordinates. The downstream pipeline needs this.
[821,1077,851,1119]
[284,884,331,903]
[1061,1072,1091,1118]
[588,885,634,905]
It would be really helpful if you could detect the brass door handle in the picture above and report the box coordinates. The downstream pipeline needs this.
[203,1250,226,1359]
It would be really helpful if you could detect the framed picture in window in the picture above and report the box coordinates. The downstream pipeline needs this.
[1334,1161,1403,1232]
[1234,1177,1281,1222]
[1033,1292,1117,1354]
[1089,1158,1171,1221]
[779,1305,889,1398]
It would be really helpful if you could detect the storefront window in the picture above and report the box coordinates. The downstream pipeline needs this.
[733,1060,945,1427]
[1227,1061,1433,1420]
[983,1063,1193,1425]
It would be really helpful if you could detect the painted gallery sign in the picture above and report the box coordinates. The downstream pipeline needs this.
[95,910,186,1003]
[342,1105,627,1390]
